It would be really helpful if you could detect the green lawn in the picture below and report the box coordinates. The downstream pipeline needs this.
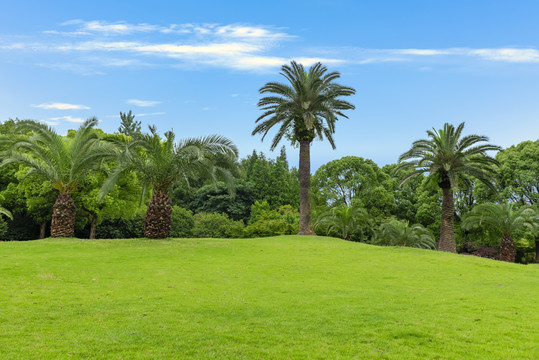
[1,236,537,359]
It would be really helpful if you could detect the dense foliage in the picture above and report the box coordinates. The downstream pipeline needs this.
[0,105,538,263]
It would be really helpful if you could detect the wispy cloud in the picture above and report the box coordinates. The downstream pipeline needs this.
[126,99,162,107]
[467,48,539,63]
[3,20,539,73]
[135,112,165,117]
[48,115,85,123]
[32,102,90,110]
[46,20,292,40]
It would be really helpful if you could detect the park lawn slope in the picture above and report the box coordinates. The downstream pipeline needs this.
[1,236,537,359]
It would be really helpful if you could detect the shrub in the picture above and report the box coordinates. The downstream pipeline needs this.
[374,219,436,249]
[473,246,500,260]
[515,237,535,264]
[244,201,299,238]
[0,217,7,239]
[192,212,244,238]
[96,214,144,239]
[169,206,194,238]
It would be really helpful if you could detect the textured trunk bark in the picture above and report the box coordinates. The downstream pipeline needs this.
[298,140,315,235]
[439,186,456,253]
[535,240,539,263]
[39,221,47,239]
[144,190,172,239]
[50,193,76,238]
[499,234,516,263]
[89,215,97,240]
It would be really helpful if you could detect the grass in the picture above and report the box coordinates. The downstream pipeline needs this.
[1,236,537,359]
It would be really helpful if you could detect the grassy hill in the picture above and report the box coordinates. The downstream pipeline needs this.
[1,236,537,359]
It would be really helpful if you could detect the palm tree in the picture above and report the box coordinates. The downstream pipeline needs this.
[253,61,355,235]
[374,219,436,249]
[314,203,369,240]
[462,203,538,262]
[0,118,115,237]
[100,126,238,239]
[397,123,500,253]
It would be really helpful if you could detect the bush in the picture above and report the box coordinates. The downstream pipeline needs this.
[96,214,144,239]
[244,218,298,238]
[373,219,436,249]
[244,201,299,238]
[170,206,194,238]
[472,246,500,260]
[192,212,244,238]
[515,238,535,264]
[0,217,7,239]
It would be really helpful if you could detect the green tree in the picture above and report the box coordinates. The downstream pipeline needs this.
[382,164,425,224]
[74,170,143,239]
[397,123,500,253]
[312,156,394,215]
[118,110,141,137]
[253,61,355,235]
[496,140,539,205]
[374,220,436,249]
[462,203,538,262]
[314,203,369,240]
[191,180,255,222]
[101,126,238,238]
[1,118,115,237]
[243,149,299,209]
[14,168,56,238]
[0,194,12,220]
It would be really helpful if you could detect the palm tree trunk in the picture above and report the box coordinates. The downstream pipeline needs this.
[499,234,516,263]
[144,190,172,239]
[50,193,76,238]
[439,187,456,253]
[298,140,315,235]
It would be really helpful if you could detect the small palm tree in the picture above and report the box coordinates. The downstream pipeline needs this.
[374,220,436,249]
[1,119,115,237]
[253,61,355,235]
[101,126,238,239]
[462,203,538,262]
[314,204,369,240]
[397,123,500,253]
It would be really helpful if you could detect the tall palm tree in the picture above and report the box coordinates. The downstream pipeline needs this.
[314,203,369,240]
[100,126,238,239]
[396,123,500,253]
[253,61,355,234]
[462,203,538,262]
[374,220,436,250]
[0,118,115,237]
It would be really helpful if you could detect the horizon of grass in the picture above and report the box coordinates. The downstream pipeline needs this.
[1,236,538,359]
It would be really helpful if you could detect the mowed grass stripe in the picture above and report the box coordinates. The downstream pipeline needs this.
[1,236,537,359]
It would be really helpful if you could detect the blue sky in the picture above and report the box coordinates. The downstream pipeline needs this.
[1,0,539,170]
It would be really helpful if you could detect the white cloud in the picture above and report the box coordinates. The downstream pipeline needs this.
[48,115,85,123]
[393,49,450,56]
[293,57,346,66]
[135,112,165,117]
[467,48,539,63]
[127,99,162,107]
[42,120,59,126]
[32,102,90,110]
[6,19,539,73]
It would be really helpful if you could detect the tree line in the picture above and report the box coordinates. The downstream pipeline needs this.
[0,61,537,264]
